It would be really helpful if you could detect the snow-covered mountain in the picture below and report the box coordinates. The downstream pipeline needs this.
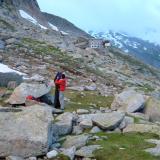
[89,30,160,69]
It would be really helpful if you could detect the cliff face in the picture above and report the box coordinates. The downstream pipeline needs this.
[14,0,48,26]
[0,0,90,38]
[43,12,90,38]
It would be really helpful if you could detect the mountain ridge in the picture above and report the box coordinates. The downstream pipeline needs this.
[89,30,160,68]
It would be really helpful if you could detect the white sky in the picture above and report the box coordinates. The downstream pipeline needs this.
[37,0,160,42]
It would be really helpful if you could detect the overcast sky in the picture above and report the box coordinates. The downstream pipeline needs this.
[37,0,160,42]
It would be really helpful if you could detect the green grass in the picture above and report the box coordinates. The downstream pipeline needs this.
[136,83,155,93]
[64,90,114,112]
[22,38,83,72]
[89,132,160,160]
[0,18,15,31]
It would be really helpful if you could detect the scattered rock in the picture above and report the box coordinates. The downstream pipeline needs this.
[144,98,160,122]
[80,119,93,129]
[145,139,160,156]
[6,156,24,160]
[90,126,102,133]
[78,114,96,123]
[89,135,101,141]
[123,124,160,135]
[61,146,76,160]
[125,116,134,125]
[83,158,93,160]
[92,112,125,130]
[8,82,51,104]
[75,145,102,158]
[27,74,46,82]
[128,112,149,121]
[111,89,146,113]
[25,99,40,106]
[68,86,84,91]
[62,134,89,149]
[77,109,89,114]
[119,116,134,130]
[0,105,53,157]
[47,150,58,159]
[53,112,74,136]
[84,83,97,91]
[72,125,83,135]
[5,38,19,45]
[28,157,37,160]
[52,108,64,114]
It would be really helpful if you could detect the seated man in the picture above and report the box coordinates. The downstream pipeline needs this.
[55,73,66,110]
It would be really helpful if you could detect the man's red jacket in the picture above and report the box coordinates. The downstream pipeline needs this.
[55,79,66,91]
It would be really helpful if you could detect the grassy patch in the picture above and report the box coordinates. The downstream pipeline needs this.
[136,83,155,93]
[89,132,160,160]
[22,38,83,72]
[64,90,114,112]
[0,18,15,31]
[133,117,141,123]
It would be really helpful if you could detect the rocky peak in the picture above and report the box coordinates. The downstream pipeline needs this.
[43,12,91,38]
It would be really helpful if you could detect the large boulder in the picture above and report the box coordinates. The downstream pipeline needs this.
[123,124,160,135]
[144,98,160,122]
[52,112,74,136]
[0,105,53,157]
[8,82,51,104]
[92,112,125,130]
[111,89,146,113]
[0,72,23,87]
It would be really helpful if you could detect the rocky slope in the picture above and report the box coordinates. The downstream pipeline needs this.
[43,12,91,38]
[1,0,160,160]
[89,30,160,68]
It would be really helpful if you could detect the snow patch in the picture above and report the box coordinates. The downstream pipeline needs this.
[0,63,25,75]
[48,23,59,31]
[39,24,47,30]
[19,10,37,24]
[19,10,48,30]
[124,49,129,53]
[133,43,138,49]
[60,31,69,35]
[143,47,147,51]
[120,33,128,37]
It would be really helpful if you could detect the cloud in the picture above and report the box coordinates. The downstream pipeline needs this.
[37,0,160,42]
